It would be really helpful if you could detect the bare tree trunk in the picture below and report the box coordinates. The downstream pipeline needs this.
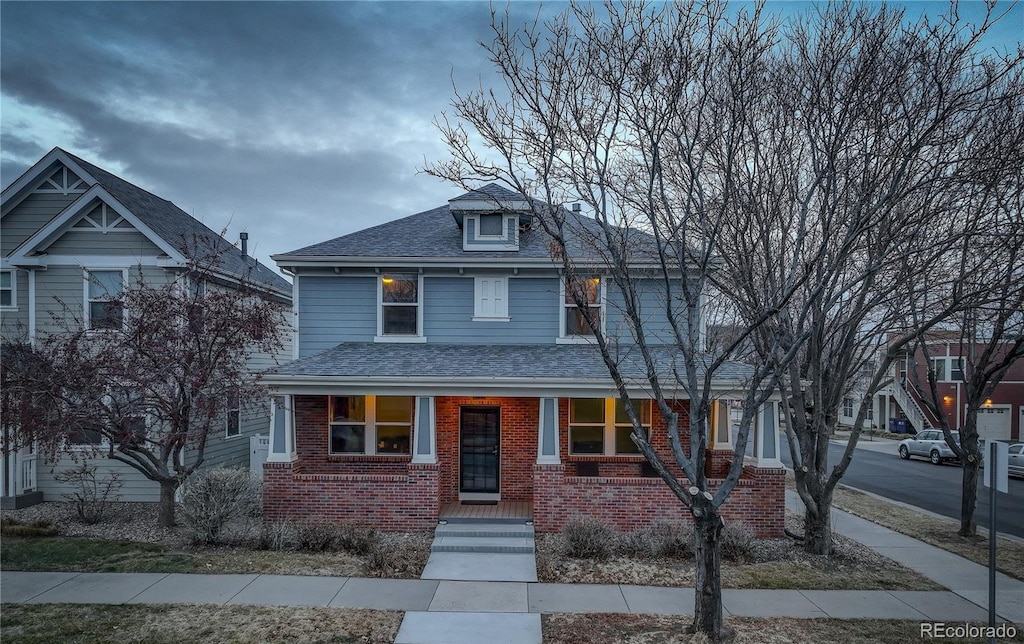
[692,509,729,641]
[803,493,832,555]
[158,480,177,527]
[960,459,980,537]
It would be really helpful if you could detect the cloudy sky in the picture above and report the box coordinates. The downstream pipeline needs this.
[2,1,1020,275]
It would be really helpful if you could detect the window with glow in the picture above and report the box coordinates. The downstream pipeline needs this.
[375,396,414,454]
[614,399,651,454]
[86,270,124,330]
[381,274,419,335]
[563,276,601,336]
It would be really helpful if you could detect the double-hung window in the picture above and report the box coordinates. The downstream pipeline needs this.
[0,270,14,308]
[842,397,854,418]
[85,269,124,330]
[562,276,602,338]
[329,395,414,455]
[225,388,241,438]
[378,273,421,338]
[569,398,651,456]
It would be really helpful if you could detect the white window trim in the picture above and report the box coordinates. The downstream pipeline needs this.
[463,214,519,251]
[375,273,426,343]
[328,395,414,456]
[568,398,651,456]
[476,213,508,240]
[225,391,242,439]
[472,275,511,322]
[929,356,965,383]
[0,268,16,310]
[557,276,606,344]
[83,267,128,332]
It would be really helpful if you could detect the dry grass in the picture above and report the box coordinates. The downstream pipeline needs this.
[0,604,402,644]
[536,514,942,591]
[829,484,1024,581]
[543,614,1024,644]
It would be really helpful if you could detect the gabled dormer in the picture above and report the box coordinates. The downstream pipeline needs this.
[449,184,532,252]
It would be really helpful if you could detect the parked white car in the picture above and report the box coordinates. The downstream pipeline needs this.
[898,430,960,465]
[1009,443,1024,478]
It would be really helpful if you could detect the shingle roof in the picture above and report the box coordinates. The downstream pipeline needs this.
[277,184,657,262]
[268,342,753,384]
[62,150,291,296]
[448,183,528,202]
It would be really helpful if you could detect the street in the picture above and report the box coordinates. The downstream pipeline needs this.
[779,438,1024,538]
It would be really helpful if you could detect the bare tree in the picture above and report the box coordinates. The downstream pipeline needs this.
[428,2,810,639]
[9,246,288,526]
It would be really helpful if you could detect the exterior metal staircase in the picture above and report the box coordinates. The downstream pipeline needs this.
[890,381,931,433]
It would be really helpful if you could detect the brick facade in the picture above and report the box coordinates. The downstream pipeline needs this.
[262,394,784,536]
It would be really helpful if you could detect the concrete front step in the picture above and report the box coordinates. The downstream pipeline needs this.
[439,516,531,525]
[431,536,536,554]
[435,524,535,539]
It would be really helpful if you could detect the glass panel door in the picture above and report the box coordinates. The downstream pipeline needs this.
[460,406,500,494]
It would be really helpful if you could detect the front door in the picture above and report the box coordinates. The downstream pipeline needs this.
[460,406,500,497]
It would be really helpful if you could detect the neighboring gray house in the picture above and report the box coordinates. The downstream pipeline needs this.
[0,147,292,507]
[261,184,787,536]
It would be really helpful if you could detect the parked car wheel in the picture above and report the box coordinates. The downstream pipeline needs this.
[930,450,943,465]
[899,445,910,460]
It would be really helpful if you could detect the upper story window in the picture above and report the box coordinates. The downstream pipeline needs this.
[0,270,14,309]
[376,273,424,342]
[85,269,125,331]
[462,213,519,251]
[842,397,854,418]
[928,356,965,382]
[479,214,504,237]
[329,395,414,455]
[569,397,651,456]
[473,276,510,321]
[561,276,603,340]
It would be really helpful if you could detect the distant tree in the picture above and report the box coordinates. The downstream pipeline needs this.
[10,248,287,527]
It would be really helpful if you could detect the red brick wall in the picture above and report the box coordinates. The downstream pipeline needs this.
[435,396,539,505]
[533,463,785,537]
[263,461,440,530]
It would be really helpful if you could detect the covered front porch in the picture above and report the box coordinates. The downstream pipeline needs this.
[260,391,785,535]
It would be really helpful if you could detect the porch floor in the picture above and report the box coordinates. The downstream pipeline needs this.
[439,501,533,522]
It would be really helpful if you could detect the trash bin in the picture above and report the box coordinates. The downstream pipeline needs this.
[889,418,909,434]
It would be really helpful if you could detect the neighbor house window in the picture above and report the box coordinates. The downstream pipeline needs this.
[842,397,854,418]
[570,398,651,456]
[562,276,602,337]
[69,424,103,446]
[379,273,420,337]
[0,270,14,308]
[85,269,124,330]
[225,389,241,438]
[117,416,147,447]
[478,213,504,237]
[928,357,964,382]
[473,276,509,320]
[328,395,414,455]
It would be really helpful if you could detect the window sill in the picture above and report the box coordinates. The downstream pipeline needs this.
[374,335,427,343]
[555,336,597,345]
[327,454,412,462]
[567,455,647,461]
[472,316,511,322]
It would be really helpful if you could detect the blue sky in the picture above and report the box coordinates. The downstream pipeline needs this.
[2,1,1020,274]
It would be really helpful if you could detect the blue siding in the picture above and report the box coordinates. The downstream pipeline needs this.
[423,276,558,344]
[298,275,376,357]
[605,280,685,346]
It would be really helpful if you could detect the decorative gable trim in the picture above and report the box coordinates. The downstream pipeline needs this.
[1,148,98,216]
[7,185,187,266]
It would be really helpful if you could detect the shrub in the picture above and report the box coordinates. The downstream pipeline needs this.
[0,516,59,537]
[562,515,614,560]
[256,519,294,551]
[337,522,378,556]
[720,522,755,562]
[54,463,122,524]
[296,521,341,552]
[366,540,404,575]
[648,520,694,559]
[616,528,654,558]
[178,467,261,545]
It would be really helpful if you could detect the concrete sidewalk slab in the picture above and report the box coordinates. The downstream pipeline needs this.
[528,583,628,613]
[227,574,347,607]
[396,611,541,644]
[953,589,1024,625]
[619,585,693,615]
[801,590,927,619]
[0,571,80,604]
[428,580,528,612]
[27,572,168,605]
[888,590,991,621]
[421,552,537,582]
[127,573,258,605]
[723,589,827,618]
[329,578,438,610]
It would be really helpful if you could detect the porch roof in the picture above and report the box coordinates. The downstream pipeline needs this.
[264,343,754,391]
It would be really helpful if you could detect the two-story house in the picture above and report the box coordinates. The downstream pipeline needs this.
[1,147,292,508]
[261,185,785,536]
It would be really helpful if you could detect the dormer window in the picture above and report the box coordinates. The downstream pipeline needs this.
[478,214,504,237]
